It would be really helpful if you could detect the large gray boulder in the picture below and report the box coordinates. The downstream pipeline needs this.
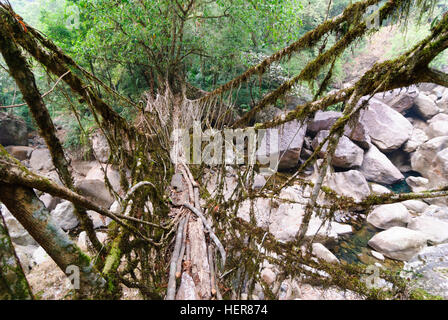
[374,87,418,114]
[312,130,364,168]
[408,216,448,244]
[85,163,122,195]
[360,145,404,185]
[422,205,448,222]
[0,112,28,146]
[308,111,341,133]
[427,113,448,138]
[368,227,427,261]
[403,244,448,299]
[75,179,115,208]
[51,201,79,231]
[359,99,413,152]
[410,136,448,189]
[29,148,54,172]
[367,203,411,230]
[414,93,440,119]
[312,243,339,264]
[90,130,110,163]
[324,170,371,202]
[256,119,307,170]
[403,128,428,153]
[400,200,429,215]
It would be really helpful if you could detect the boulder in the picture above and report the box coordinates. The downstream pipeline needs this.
[367,227,427,261]
[85,163,122,194]
[422,205,448,222]
[403,244,448,299]
[408,216,448,244]
[405,176,429,193]
[388,149,412,173]
[360,144,404,185]
[308,111,341,133]
[370,183,392,195]
[400,200,429,215]
[403,128,428,153]
[324,170,371,202]
[370,250,385,261]
[427,113,448,138]
[414,93,440,119]
[312,243,339,263]
[359,99,413,152]
[410,136,448,189]
[29,148,54,171]
[5,146,34,161]
[256,119,307,170]
[51,201,79,231]
[75,179,115,208]
[0,112,28,146]
[367,203,411,229]
[90,130,110,163]
[374,87,418,114]
[39,193,61,212]
[312,130,364,168]
[254,106,283,124]
[344,121,371,149]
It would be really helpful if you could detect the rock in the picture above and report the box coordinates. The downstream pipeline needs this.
[5,146,34,160]
[29,148,54,171]
[77,231,108,251]
[237,198,274,229]
[404,128,429,153]
[39,194,61,212]
[370,183,392,195]
[75,179,115,208]
[0,112,28,146]
[367,203,411,229]
[388,149,412,173]
[344,121,371,149]
[252,174,267,190]
[368,227,427,261]
[51,201,79,231]
[360,98,413,152]
[360,145,404,185]
[261,268,276,285]
[90,130,110,163]
[406,176,429,193]
[414,93,440,119]
[32,246,50,265]
[410,136,448,189]
[312,130,364,168]
[312,243,339,263]
[254,106,283,124]
[374,87,418,113]
[308,111,341,133]
[422,205,448,222]
[403,243,448,299]
[408,216,448,244]
[371,250,385,261]
[400,200,429,215]
[85,163,122,194]
[427,113,448,138]
[87,211,111,229]
[256,119,307,170]
[0,204,37,246]
[324,170,370,202]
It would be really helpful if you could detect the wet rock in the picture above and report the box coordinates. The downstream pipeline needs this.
[367,203,411,230]
[0,112,28,146]
[368,227,427,261]
[408,216,448,244]
[360,145,404,185]
[360,98,413,152]
[312,130,364,168]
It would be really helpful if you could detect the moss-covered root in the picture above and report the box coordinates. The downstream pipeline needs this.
[0,183,110,299]
[0,208,34,300]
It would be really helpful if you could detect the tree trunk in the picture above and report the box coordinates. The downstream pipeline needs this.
[0,207,34,300]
